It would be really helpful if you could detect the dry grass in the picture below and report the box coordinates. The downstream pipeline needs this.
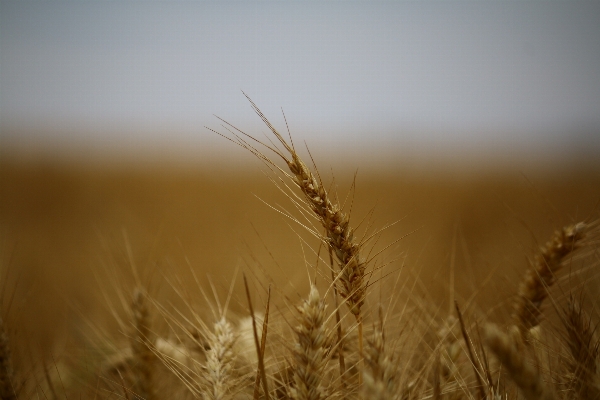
[1,101,600,399]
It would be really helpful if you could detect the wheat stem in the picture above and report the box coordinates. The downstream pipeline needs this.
[131,288,153,400]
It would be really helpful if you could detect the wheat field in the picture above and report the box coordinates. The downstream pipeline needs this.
[1,108,600,399]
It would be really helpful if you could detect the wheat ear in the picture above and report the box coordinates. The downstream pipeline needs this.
[484,324,557,400]
[291,285,330,400]
[202,317,237,400]
[215,96,367,318]
[283,145,367,318]
[362,320,397,400]
[131,288,153,400]
[514,222,586,337]
[561,297,600,400]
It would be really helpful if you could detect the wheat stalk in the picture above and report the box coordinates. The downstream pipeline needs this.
[131,288,153,400]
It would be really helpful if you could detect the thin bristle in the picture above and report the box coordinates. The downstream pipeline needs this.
[244,275,271,400]
[329,253,347,392]
[455,301,487,399]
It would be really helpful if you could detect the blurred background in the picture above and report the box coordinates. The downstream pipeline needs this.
[2,1,600,169]
[1,1,599,360]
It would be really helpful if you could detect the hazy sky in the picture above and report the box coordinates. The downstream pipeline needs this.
[1,1,600,159]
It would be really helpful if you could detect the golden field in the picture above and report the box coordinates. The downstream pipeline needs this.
[0,138,599,398]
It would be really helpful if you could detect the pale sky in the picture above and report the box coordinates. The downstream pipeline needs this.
[1,1,600,163]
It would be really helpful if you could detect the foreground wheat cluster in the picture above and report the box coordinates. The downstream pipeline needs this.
[2,99,600,400]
